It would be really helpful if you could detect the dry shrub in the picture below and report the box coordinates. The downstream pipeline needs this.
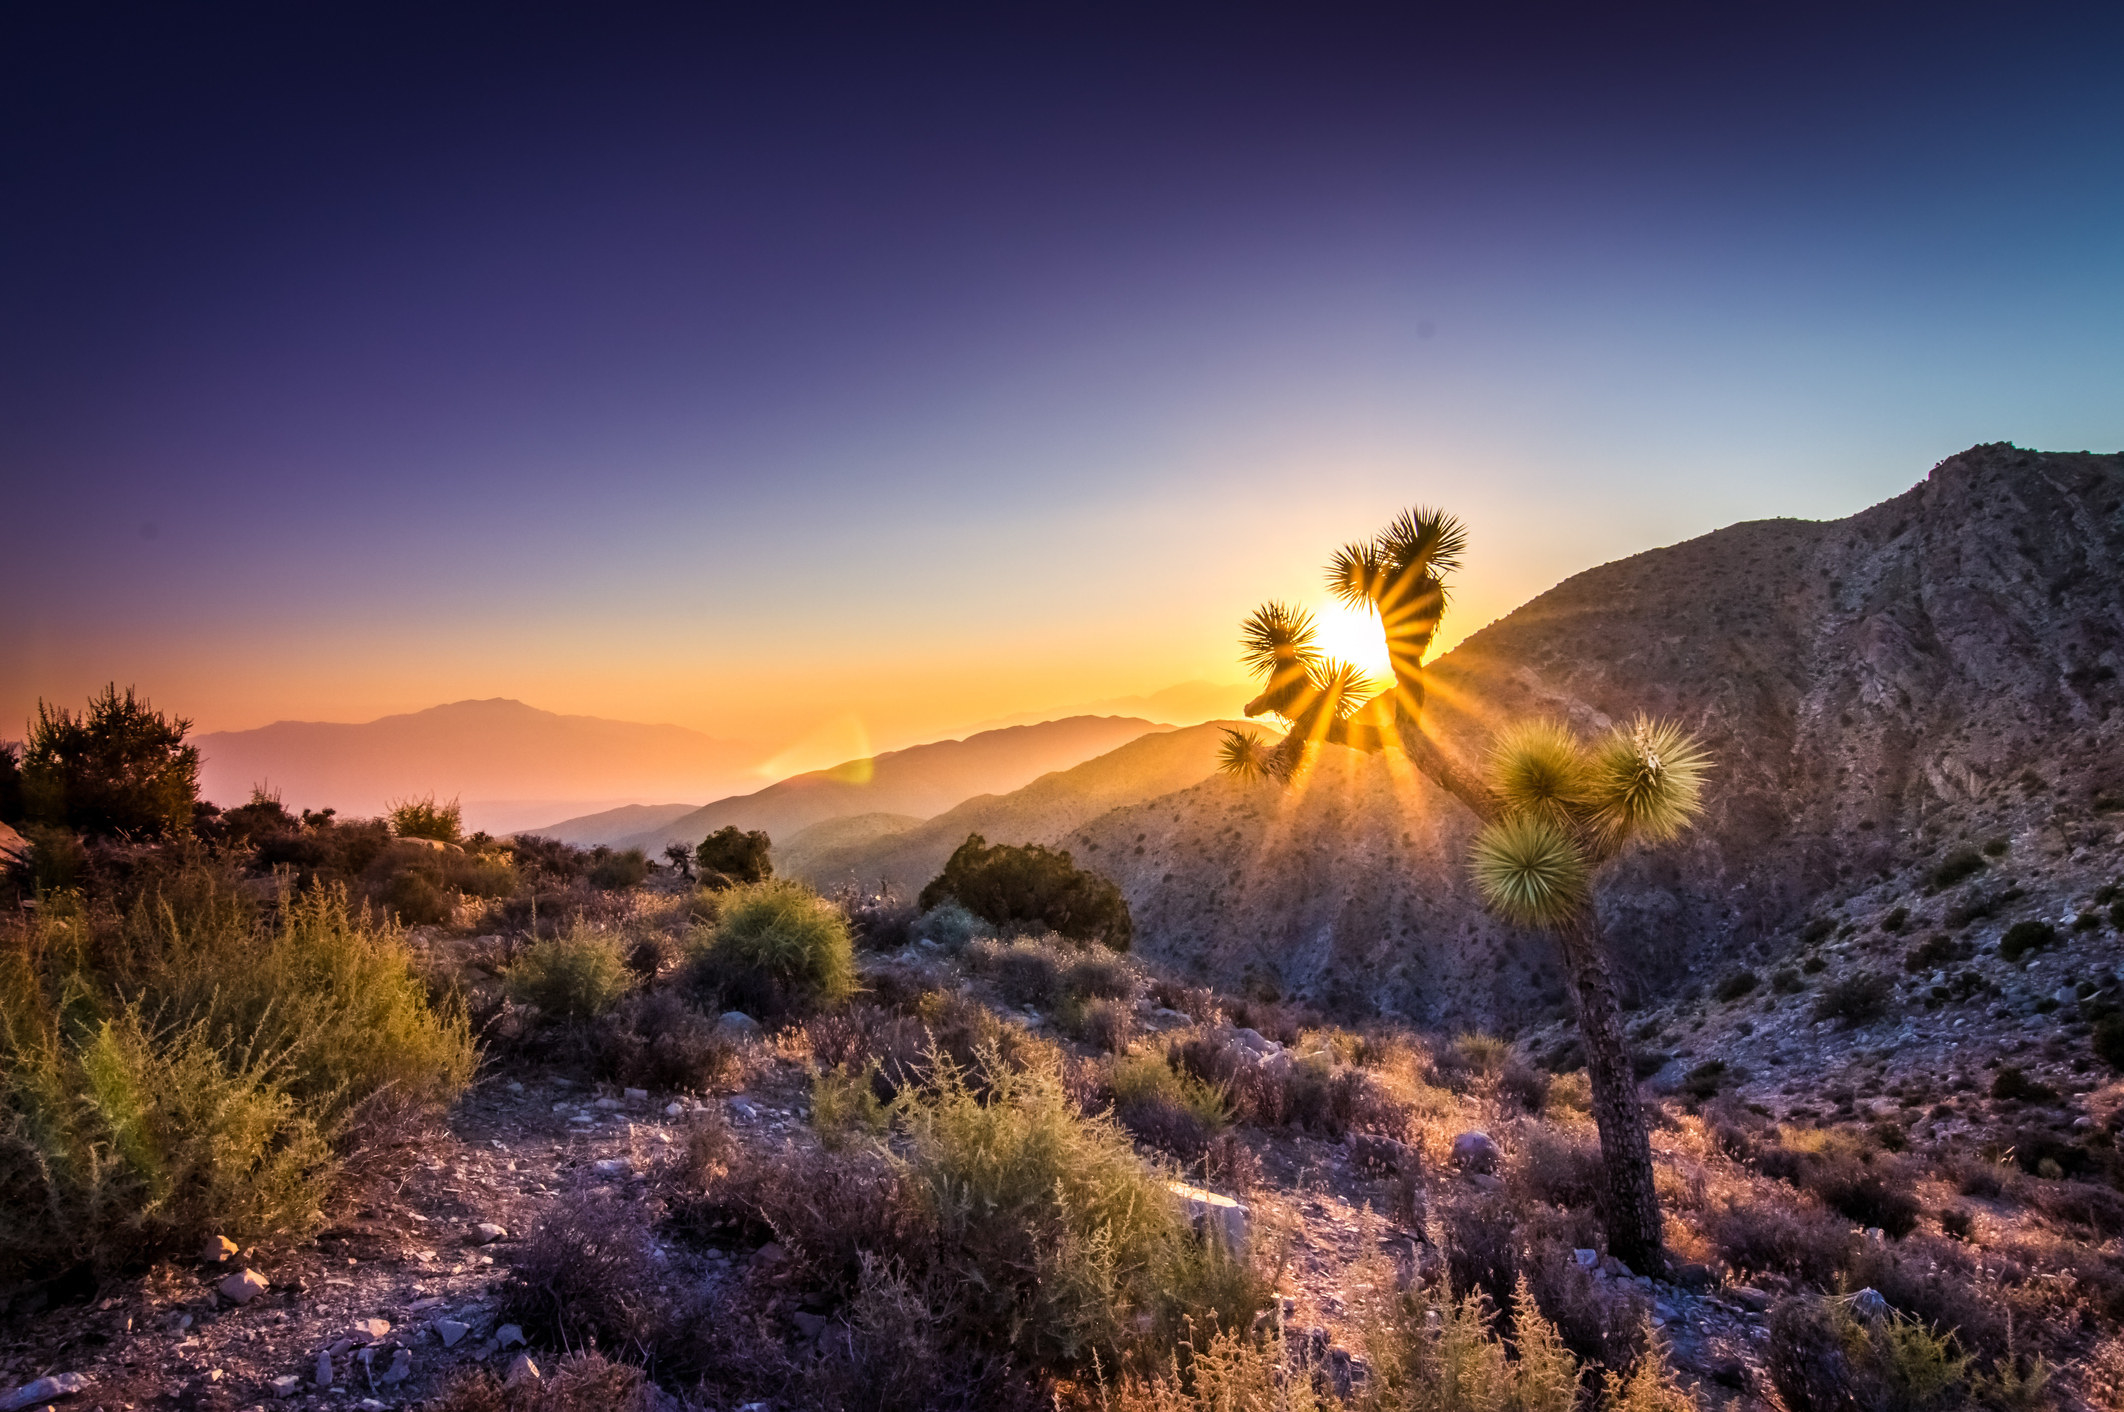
[428,1351,661,1412]
[683,879,856,1020]
[1767,1295,1974,1412]
[1701,1190,1855,1286]
[1105,1051,1230,1162]
[1843,1236,2010,1365]
[498,1188,666,1352]
[2028,1178,2124,1236]
[1074,997,1135,1053]
[1512,1123,1606,1210]
[1755,1131,1921,1237]
[1523,1241,1650,1370]
[592,989,743,1093]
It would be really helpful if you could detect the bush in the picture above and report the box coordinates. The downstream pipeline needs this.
[696,825,772,888]
[1929,849,1987,891]
[0,876,474,1279]
[1989,1066,2057,1103]
[429,1351,662,1412]
[1880,906,1910,933]
[919,833,1132,951]
[586,846,650,890]
[507,931,635,1022]
[1767,1296,1971,1412]
[1715,970,1760,1001]
[21,684,200,839]
[1106,1051,1230,1160]
[910,899,988,951]
[686,879,855,1018]
[1998,921,2055,962]
[1703,1193,1857,1286]
[1814,972,1893,1025]
[837,884,920,949]
[2095,1015,2124,1071]
[510,834,587,881]
[593,990,741,1093]
[388,794,463,843]
[498,1188,664,1351]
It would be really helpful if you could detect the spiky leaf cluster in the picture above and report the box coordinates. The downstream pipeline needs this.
[1585,715,1711,844]
[1470,813,1589,927]
[1326,506,1467,610]
[1238,601,1320,678]
[1218,729,1273,782]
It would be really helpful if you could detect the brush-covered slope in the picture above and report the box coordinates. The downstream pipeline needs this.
[1069,444,2124,1024]
[774,812,926,878]
[787,721,1248,893]
[516,802,704,847]
[622,716,1163,853]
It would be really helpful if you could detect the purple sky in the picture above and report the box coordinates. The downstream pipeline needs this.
[5,3,2121,758]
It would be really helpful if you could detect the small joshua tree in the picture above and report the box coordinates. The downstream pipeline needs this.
[1221,507,1709,1274]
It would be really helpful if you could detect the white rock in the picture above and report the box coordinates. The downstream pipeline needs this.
[496,1324,526,1349]
[665,1102,686,1117]
[218,1269,269,1304]
[716,1010,764,1039]
[594,1097,624,1111]
[269,1373,301,1398]
[592,1158,631,1176]
[4,1373,89,1410]
[1168,1181,1250,1250]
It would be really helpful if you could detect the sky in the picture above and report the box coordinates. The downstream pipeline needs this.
[5,2,2122,764]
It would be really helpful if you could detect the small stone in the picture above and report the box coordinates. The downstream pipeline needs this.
[379,1349,413,1385]
[505,1081,525,1093]
[791,1311,829,1338]
[1728,1285,1771,1312]
[349,1317,392,1344]
[466,1223,508,1246]
[218,1268,270,1304]
[435,1319,470,1348]
[594,1097,624,1111]
[1573,1248,1600,1268]
[753,1241,788,1267]
[665,1101,686,1117]
[1345,1132,1415,1175]
[1468,1172,1504,1193]
[496,1324,525,1349]
[592,1158,631,1176]
[408,1297,446,1313]
[1168,1181,1250,1250]
[623,1087,649,1102]
[1848,1287,1889,1321]
[505,1354,540,1388]
[202,1235,240,1265]
[270,1373,302,1398]
[1450,1131,1498,1174]
[314,1351,334,1389]
[4,1373,89,1410]
[729,1097,759,1119]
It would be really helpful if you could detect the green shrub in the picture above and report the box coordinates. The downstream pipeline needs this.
[1981,837,2010,858]
[21,684,199,839]
[1990,1066,2057,1103]
[382,866,453,925]
[1880,906,1909,933]
[811,1062,890,1148]
[919,833,1132,951]
[911,899,988,950]
[1767,1296,1971,1412]
[687,879,855,1017]
[587,846,650,890]
[1928,849,1986,891]
[388,794,463,844]
[1715,970,1760,1002]
[1814,972,1893,1025]
[1998,921,2055,962]
[696,825,772,888]
[508,930,634,1021]
[0,876,473,1278]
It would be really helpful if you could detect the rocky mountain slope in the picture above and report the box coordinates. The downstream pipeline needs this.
[785,721,1248,893]
[515,802,702,847]
[619,716,1163,855]
[1068,444,2124,1024]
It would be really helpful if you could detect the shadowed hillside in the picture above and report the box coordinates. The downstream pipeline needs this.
[785,720,1249,893]
[618,716,1164,854]
[1068,444,2124,1023]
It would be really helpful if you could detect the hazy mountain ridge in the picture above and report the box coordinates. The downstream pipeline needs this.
[195,699,759,833]
[620,716,1166,854]
[1065,444,2124,1023]
[785,721,1250,893]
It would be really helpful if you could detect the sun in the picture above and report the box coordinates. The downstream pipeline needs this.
[1310,599,1393,683]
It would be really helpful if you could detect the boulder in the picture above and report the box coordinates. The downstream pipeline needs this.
[466,1223,508,1246]
[1450,1131,1498,1174]
[496,1324,526,1350]
[217,1269,269,1305]
[4,1373,89,1410]
[1168,1181,1250,1250]
[716,1011,764,1040]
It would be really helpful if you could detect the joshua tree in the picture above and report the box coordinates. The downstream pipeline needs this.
[1221,508,1709,1275]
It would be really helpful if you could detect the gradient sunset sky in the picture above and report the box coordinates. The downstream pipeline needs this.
[6,3,2121,766]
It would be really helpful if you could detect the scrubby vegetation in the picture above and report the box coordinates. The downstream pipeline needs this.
[920,833,1134,950]
[696,824,773,888]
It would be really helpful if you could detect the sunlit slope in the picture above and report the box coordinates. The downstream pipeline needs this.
[1065,445,2124,1024]
[622,716,1163,854]
[787,721,1249,893]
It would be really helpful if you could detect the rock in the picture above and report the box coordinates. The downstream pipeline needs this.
[496,1324,526,1349]
[623,1087,650,1102]
[1573,1248,1600,1268]
[594,1097,624,1111]
[1672,1261,1715,1292]
[218,1268,269,1304]
[270,1373,301,1397]
[1450,1131,1498,1174]
[315,1349,334,1388]
[1230,1027,1278,1055]
[379,1349,413,1385]
[505,1080,524,1093]
[349,1318,391,1344]
[593,1158,632,1176]
[1728,1285,1772,1312]
[664,1101,686,1118]
[791,1311,829,1338]
[753,1241,789,1268]
[729,1097,760,1119]
[435,1319,470,1348]
[1346,1132,1415,1175]
[466,1223,508,1245]
[716,1010,764,1040]
[505,1355,541,1388]
[202,1234,239,1264]
[409,1297,446,1313]
[4,1373,89,1410]
[1169,1181,1250,1250]
[1849,1287,1889,1321]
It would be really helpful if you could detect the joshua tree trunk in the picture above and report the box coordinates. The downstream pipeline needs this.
[1392,702,1666,1274]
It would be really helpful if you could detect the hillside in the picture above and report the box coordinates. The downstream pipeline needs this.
[1067,444,2124,1024]
[195,699,760,835]
[515,802,702,847]
[786,720,1249,893]
[620,715,1164,854]
[773,811,926,877]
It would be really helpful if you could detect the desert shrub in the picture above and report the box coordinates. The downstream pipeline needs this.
[381,865,454,925]
[1703,1193,1856,1286]
[0,741,23,828]
[429,1351,662,1412]
[1067,948,1135,1000]
[1106,1051,1230,1160]
[20,685,199,839]
[696,825,772,888]
[813,1062,891,1148]
[1715,969,1761,1002]
[1767,1296,1971,1412]
[684,879,856,1018]
[0,877,473,1279]
[1997,921,2055,963]
[1811,1160,1923,1238]
[1989,1066,2056,1103]
[388,793,462,843]
[2094,1015,2124,1070]
[586,845,650,890]
[593,989,740,1092]
[1499,1056,1553,1113]
[1814,971,1893,1025]
[510,834,587,881]
[509,930,634,1021]
[837,884,920,949]
[1929,850,1987,892]
[1512,1124,1606,1211]
[1072,998,1135,1054]
[972,937,1065,1008]
[499,1188,665,1351]
[907,898,987,950]
[1904,934,1969,973]
[919,833,1132,951]
[1430,1032,1512,1090]
[1881,906,1910,933]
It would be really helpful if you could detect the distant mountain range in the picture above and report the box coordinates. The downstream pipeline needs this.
[194,699,759,834]
[534,715,1168,852]
[962,681,1249,733]
[783,720,1248,893]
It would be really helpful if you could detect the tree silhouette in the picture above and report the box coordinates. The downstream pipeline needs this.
[1221,507,1708,1274]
